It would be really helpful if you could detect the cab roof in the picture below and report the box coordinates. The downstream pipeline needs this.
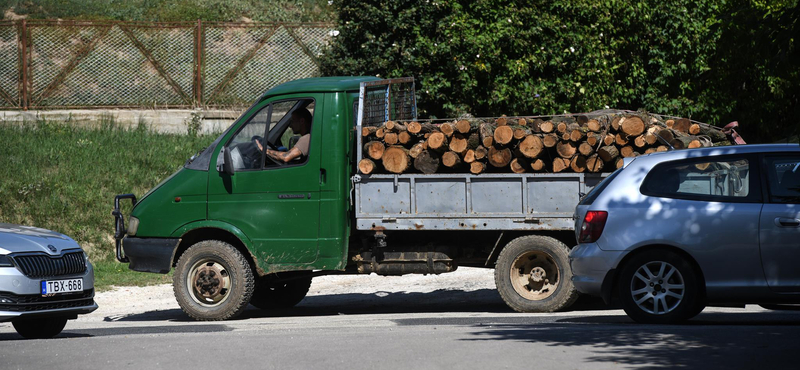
[260,76,381,100]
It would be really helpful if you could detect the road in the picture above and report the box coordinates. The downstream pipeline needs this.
[1,271,799,370]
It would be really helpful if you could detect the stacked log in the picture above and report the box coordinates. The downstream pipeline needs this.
[359,113,731,175]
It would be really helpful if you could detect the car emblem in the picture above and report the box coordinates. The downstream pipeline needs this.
[47,245,57,253]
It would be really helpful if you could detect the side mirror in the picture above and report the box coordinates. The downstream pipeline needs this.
[222,147,234,175]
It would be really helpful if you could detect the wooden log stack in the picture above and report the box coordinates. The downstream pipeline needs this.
[358,112,731,175]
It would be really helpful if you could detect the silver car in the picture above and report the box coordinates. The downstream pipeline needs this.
[570,144,800,324]
[0,223,97,338]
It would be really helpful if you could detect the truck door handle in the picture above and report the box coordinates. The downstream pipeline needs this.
[775,217,800,227]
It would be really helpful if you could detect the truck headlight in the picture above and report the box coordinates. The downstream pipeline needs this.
[128,216,139,236]
[0,255,13,267]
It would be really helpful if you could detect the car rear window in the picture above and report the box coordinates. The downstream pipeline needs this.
[640,156,759,202]
[579,168,623,205]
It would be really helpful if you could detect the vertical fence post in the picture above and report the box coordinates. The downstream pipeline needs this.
[19,19,27,110]
[194,19,203,108]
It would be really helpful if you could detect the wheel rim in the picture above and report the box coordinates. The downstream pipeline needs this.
[630,261,685,315]
[187,258,232,307]
[509,250,560,301]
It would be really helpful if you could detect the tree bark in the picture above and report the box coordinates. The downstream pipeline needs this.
[413,150,440,174]
[672,118,691,133]
[479,123,496,147]
[598,145,619,163]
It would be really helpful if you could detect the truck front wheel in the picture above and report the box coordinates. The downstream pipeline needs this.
[494,235,578,313]
[173,240,255,321]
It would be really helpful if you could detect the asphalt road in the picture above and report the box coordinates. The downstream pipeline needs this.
[1,291,799,370]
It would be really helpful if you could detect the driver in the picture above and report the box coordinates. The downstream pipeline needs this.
[258,109,312,163]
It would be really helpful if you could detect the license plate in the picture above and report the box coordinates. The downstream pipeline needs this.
[41,278,83,295]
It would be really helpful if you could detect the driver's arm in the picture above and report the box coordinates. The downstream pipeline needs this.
[265,147,302,163]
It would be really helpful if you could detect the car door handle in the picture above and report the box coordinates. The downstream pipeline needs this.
[775,217,800,227]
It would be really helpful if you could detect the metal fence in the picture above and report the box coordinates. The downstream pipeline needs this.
[0,20,335,109]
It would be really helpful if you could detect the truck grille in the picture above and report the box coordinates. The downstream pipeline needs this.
[12,252,87,278]
[0,290,95,312]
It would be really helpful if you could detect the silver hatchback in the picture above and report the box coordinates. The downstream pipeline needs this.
[570,144,800,324]
[0,223,97,338]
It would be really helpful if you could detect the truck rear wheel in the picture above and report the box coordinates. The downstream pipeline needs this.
[173,240,255,321]
[250,273,312,310]
[494,235,578,312]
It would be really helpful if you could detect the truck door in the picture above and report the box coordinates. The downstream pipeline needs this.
[759,154,800,292]
[209,96,322,265]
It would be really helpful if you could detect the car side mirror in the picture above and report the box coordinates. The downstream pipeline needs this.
[222,147,234,175]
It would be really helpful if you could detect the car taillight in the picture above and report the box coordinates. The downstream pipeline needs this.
[579,211,608,243]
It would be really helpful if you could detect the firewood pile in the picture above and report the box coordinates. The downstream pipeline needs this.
[358,111,731,175]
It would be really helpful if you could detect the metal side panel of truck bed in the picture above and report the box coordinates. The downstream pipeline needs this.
[354,172,609,231]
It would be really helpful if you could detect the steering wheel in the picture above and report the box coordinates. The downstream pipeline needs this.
[252,136,286,166]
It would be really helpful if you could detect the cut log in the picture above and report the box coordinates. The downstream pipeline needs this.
[656,145,669,152]
[474,145,488,160]
[518,135,544,159]
[494,125,514,145]
[409,141,425,159]
[440,122,455,137]
[665,119,675,128]
[467,132,480,149]
[442,151,462,168]
[488,146,513,167]
[611,116,622,131]
[586,133,600,147]
[556,122,568,134]
[644,148,657,154]
[382,146,410,174]
[673,136,702,149]
[510,158,528,173]
[689,123,701,135]
[463,149,476,163]
[362,126,378,137]
[586,155,603,173]
[621,116,645,136]
[398,131,412,144]
[470,161,486,174]
[479,123,496,147]
[562,132,571,141]
[496,116,509,126]
[427,132,448,152]
[615,133,628,146]
[513,126,532,140]
[620,145,637,158]
[598,145,620,162]
[657,128,674,144]
[698,125,727,142]
[569,126,586,142]
[603,133,615,146]
[543,133,559,148]
[384,132,399,145]
[615,157,625,169]
[407,121,435,135]
[364,141,385,160]
[553,157,570,173]
[570,155,587,173]
[455,119,473,134]
[578,142,594,156]
[672,118,691,133]
[539,121,555,133]
[358,159,377,174]
[530,158,545,171]
[633,135,646,148]
[587,119,601,132]
[449,134,469,154]
[385,120,407,132]
[644,132,658,145]
[556,141,577,158]
[413,150,440,174]
[375,127,386,139]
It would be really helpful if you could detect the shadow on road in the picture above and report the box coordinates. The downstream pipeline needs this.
[0,324,232,341]
[464,310,800,369]
[108,289,612,322]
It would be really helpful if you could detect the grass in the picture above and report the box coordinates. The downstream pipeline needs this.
[0,118,217,289]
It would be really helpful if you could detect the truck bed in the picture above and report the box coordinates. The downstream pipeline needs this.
[354,172,608,231]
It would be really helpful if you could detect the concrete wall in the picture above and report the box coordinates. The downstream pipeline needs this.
[0,108,244,134]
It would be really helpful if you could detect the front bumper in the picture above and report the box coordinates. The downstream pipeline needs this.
[0,262,97,322]
[123,237,180,274]
[569,242,627,299]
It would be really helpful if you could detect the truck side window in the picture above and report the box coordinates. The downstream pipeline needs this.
[227,105,270,171]
[263,99,315,167]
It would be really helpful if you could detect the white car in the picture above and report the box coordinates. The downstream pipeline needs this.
[0,223,97,338]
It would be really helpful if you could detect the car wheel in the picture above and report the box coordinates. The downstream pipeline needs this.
[13,317,68,339]
[173,240,255,321]
[250,273,312,310]
[494,235,579,312]
[618,249,701,324]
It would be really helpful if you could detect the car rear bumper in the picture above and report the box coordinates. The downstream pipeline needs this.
[569,242,626,298]
[123,237,180,274]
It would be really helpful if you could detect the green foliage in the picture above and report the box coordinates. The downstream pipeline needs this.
[321,0,800,143]
[0,120,216,287]
[1,0,336,22]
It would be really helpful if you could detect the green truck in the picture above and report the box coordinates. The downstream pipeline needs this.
[113,77,608,320]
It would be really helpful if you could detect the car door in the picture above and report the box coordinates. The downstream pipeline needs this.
[759,153,800,292]
[208,96,322,265]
